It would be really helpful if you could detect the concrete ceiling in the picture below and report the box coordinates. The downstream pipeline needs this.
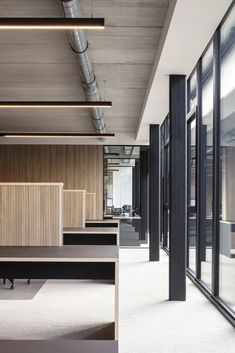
[136,0,234,143]
[0,0,170,144]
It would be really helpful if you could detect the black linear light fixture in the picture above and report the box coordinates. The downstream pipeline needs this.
[104,153,120,156]
[0,18,105,30]
[0,101,112,109]
[0,132,115,139]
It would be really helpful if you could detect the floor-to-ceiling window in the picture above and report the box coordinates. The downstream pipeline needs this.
[185,1,235,323]
[161,115,170,250]
[187,115,197,273]
[200,43,214,290]
[104,146,144,247]
[219,3,235,311]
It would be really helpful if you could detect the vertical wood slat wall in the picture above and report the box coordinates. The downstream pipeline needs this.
[0,183,63,246]
[85,192,96,220]
[64,190,86,228]
[0,145,103,219]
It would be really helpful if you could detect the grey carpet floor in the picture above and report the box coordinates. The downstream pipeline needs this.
[119,249,235,353]
[0,249,234,352]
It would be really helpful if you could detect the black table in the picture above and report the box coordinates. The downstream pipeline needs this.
[63,227,119,246]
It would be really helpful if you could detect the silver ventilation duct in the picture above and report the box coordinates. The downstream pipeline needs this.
[60,0,105,133]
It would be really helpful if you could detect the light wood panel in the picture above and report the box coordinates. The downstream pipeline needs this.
[64,190,86,228]
[0,145,103,219]
[0,183,63,246]
[86,192,96,220]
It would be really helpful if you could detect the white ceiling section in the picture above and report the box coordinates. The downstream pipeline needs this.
[0,0,170,145]
[136,0,234,143]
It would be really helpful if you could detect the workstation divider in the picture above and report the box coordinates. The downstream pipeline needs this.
[0,183,63,246]
[64,190,86,228]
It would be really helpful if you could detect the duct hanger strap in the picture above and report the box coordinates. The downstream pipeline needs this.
[96,125,106,132]
[91,112,104,122]
[81,71,96,88]
[70,41,89,55]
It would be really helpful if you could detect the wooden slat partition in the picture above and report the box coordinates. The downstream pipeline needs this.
[64,190,86,228]
[0,183,63,246]
[86,193,96,220]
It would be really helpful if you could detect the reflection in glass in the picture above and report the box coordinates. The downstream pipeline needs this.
[219,4,235,312]
[200,43,214,289]
[188,118,197,272]
[104,146,142,247]
[161,116,170,250]
[189,71,197,111]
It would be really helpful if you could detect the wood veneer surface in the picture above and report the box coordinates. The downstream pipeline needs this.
[64,190,85,228]
[63,227,119,234]
[0,183,63,246]
[86,192,96,220]
[0,145,103,219]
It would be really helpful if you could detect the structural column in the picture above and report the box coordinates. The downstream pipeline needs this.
[132,160,140,214]
[149,125,160,261]
[169,75,186,301]
[140,147,148,243]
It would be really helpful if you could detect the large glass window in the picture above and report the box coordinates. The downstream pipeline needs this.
[185,1,235,322]
[104,146,140,216]
[161,116,170,250]
[104,146,143,247]
[219,4,235,311]
[188,71,197,112]
[187,117,197,273]
[200,43,214,289]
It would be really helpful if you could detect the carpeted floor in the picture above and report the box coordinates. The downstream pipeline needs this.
[0,249,234,352]
[119,249,235,353]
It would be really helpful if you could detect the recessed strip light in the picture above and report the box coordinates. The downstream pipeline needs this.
[0,132,115,139]
[0,101,112,109]
[0,18,105,30]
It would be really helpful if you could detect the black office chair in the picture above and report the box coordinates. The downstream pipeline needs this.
[3,278,31,290]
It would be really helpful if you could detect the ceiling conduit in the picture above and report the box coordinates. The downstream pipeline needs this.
[60,0,106,133]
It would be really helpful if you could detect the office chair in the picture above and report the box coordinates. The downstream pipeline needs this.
[3,278,31,290]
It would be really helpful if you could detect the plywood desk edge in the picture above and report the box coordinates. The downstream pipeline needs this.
[64,190,86,192]
[64,228,119,234]
[0,183,64,186]
[0,257,118,263]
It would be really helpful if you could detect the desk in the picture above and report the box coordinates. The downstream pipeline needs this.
[64,227,120,246]
[0,245,119,340]
[0,340,118,353]
[105,216,141,246]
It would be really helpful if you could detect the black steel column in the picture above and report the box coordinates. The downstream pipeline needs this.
[149,125,160,261]
[140,147,148,242]
[169,75,187,301]
[134,160,140,214]
[132,165,136,209]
